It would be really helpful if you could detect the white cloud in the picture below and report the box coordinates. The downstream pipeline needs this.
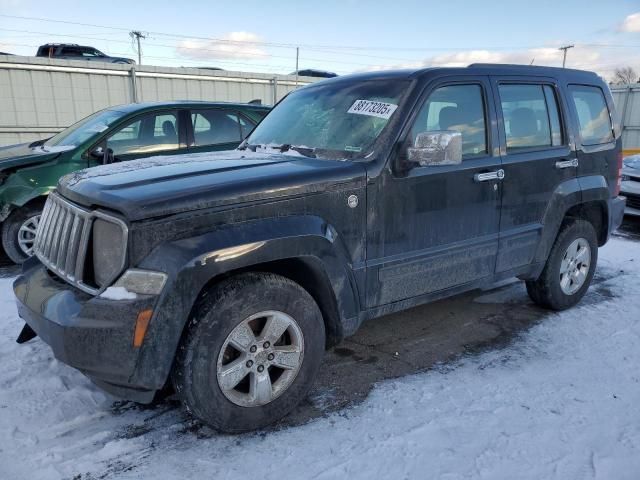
[364,47,600,70]
[620,12,640,32]
[176,32,268,60]
[357,46,640,81]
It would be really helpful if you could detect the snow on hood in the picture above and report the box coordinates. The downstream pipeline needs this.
[60,149,278,187]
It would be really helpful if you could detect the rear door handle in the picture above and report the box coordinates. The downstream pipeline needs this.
[474,169,505,182]
[555,158,579,169]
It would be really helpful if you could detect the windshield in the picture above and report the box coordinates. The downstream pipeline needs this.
[246,79,409,159]
[44,109,126,148]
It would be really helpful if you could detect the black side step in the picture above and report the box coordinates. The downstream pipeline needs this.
[16,324,37,344]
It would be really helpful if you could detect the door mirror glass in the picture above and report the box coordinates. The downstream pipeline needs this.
[407,131,462,167]
[90,146,104,159]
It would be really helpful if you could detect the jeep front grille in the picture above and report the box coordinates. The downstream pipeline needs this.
[34,192,128,295]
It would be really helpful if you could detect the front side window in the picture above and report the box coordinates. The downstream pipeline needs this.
[410,84,487,157]
[569,85,613,145]
[191,109,244,146]
[246,79,409,159]
[499,84,563,151]
[61,47,83,56]
[106,111,179,156]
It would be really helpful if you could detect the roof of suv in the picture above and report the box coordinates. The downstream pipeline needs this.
[307,64,602,85]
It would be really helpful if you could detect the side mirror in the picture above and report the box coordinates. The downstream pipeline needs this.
[90,146,104,159]
[407,131,462,167]
[91,146,114,164]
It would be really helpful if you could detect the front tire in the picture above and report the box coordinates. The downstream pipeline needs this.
[526,218,598,310]
[172,273,325,433]
[1,204,43,264]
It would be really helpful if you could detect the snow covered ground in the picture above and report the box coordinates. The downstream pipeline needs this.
[1,237,640,480]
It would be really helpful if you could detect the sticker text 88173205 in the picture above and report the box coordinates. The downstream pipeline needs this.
[347,100,398,119]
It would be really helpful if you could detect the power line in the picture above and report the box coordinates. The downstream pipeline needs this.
[0,41,303,72]
[0,27,402,68]
[6,14,636,54]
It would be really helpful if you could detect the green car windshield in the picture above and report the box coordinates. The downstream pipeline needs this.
[44,109,125,149]
[246,79,409,159]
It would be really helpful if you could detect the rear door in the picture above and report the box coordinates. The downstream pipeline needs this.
[490,76,576,273]
[186,108,255,154]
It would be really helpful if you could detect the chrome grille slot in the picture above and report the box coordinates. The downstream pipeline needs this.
[34,192,128,295]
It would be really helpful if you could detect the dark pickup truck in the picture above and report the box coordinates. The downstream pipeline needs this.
[14,64,625,433]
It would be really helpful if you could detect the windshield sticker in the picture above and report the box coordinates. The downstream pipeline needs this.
[345,145,362,152]
[347,100,398,119]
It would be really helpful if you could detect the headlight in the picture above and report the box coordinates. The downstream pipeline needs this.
[92,217,127,288]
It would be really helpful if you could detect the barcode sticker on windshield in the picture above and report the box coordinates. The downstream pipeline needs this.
[347,100,398,119]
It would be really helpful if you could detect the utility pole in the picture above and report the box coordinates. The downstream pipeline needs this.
[130,31,146,65]
[558,45,574,68]
[295,47,299,87]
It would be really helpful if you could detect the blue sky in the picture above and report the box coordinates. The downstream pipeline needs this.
[1,0,639,79]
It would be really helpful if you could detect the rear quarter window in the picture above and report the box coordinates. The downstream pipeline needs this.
[568,85,613,145]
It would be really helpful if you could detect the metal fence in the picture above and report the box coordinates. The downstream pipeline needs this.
[611,83,640,156]
[0,55,315,146]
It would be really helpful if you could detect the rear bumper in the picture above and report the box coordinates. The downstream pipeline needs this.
[608,196,626,235]
[13,258,159,402]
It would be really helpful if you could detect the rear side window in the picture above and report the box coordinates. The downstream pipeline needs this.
[568,85,613,145]
[191,109,243,146]
[499,84,563,151]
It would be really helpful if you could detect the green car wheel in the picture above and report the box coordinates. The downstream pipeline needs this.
[2,204,43,264]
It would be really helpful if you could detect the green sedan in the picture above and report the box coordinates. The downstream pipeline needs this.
[0,101,270,263]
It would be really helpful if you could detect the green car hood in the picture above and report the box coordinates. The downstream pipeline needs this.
[0,143,74,170]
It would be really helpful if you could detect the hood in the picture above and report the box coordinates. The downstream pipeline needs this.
[623,154,640,173]
[0,142,72,170]
[58,150,367,221]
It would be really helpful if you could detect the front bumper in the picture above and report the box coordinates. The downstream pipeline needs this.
[13,258,160,402]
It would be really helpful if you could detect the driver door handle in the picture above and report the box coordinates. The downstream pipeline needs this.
[474,169,505,183]
[555,158,579,169]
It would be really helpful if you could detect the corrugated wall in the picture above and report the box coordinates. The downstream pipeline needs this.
[611,83,640,155]
[0,55,315,146]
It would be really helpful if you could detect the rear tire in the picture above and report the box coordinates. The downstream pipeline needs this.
[526,218,598,310]
[172,273,325,433]
[1,204,43,264]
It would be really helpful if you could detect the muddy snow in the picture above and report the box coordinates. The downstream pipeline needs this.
[1,237,639,480]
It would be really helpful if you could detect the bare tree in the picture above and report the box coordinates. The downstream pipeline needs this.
[612,67,638,85]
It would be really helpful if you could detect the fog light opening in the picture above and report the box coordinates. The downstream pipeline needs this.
[133,309,153,347]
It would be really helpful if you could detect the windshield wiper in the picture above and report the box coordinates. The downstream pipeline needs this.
[241,143,317,158]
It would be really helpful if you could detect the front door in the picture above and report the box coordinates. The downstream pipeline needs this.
[102,110,186,163]
[367,77,502,307]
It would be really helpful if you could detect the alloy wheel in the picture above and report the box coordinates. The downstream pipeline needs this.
[559,237,591,295]
[216,310,304,407]
[17,214,41,257]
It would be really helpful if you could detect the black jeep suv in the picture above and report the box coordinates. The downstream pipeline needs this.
[14,64,625,432]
